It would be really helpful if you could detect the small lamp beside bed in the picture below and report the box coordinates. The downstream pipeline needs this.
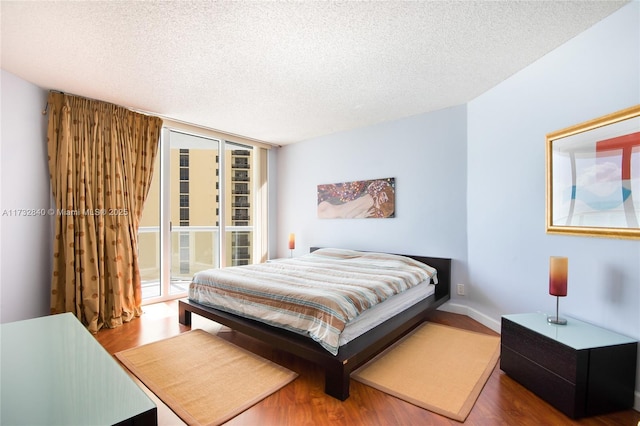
[547,256,568,325]
[289,233,295,257]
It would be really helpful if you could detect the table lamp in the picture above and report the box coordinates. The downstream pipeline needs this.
[547,256,568,325]
[288,233,295,257]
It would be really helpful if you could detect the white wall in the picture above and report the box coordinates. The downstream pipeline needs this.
[276,104,469,301]
[467,1,639,335]
[467,2,639,403]
[0,69,52,323]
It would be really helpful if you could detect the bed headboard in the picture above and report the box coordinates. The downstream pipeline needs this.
[309,247,451,304]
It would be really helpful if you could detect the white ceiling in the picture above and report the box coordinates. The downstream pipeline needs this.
[1,1,628,146]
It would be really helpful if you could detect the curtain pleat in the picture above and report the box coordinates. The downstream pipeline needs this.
[47,92,162,332]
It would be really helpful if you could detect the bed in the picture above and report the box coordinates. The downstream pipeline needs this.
[178,248,451,400]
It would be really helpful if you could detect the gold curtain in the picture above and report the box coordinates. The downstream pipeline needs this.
[47,92,163,332]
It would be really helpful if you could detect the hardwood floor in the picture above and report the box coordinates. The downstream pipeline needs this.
[95,301,640,425]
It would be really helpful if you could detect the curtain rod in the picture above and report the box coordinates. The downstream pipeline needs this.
[42,89,131,115]
[42,90,280,149]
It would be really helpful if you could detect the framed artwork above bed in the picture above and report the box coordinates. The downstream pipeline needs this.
[317,177,395,219]
[546,105,640,239]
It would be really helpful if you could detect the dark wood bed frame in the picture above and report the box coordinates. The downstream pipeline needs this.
[178,249,451,400]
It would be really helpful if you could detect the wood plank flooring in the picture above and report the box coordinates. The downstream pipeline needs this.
[95,301,640,425]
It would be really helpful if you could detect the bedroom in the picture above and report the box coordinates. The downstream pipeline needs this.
[1,0,639,424]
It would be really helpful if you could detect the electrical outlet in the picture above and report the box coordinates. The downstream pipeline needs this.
[457,284,465,296]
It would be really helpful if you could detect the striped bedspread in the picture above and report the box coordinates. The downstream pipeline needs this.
[189,248,438,355]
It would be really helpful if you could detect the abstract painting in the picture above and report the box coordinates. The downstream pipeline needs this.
[318,177,395,219]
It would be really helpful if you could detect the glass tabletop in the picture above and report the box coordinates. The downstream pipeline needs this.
[1,313,156,425]
[503,312,637,350]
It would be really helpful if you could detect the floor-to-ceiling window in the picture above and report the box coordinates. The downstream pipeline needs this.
[138,127,268,303]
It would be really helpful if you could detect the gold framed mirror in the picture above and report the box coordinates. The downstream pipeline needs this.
[546,105,640,239]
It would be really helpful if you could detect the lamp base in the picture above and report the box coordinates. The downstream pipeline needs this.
[548,295,567,325]
[547,316,567,325]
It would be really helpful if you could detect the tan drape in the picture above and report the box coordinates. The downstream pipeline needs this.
[47,92,163,332]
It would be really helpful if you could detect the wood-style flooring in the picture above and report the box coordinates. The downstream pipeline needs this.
[95,300,640,425]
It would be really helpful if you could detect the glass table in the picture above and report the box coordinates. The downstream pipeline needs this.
[503,312,637,349]
[1,313,156,425]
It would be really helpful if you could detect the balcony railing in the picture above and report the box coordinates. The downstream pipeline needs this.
[137,225,253,300]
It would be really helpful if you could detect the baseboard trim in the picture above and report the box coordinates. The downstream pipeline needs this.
[438,302,501,334]
[438,302,640,413]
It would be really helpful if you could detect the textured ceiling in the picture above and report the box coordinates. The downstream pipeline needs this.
[0,1,628,145]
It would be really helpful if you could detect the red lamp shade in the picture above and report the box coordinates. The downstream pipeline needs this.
[288,233,295,250]
[549,256,568,297]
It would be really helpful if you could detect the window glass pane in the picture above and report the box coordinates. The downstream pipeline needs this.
[223,141,255,267]
[180,168,189,181]
[170,131,219,294]
[226,230,253,266]
[139,129,267,302]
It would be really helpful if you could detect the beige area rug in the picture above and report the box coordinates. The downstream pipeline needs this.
[352,323,500,422]
[115,329,298,426]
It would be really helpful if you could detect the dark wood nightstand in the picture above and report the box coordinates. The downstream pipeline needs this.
[500,313,637,419]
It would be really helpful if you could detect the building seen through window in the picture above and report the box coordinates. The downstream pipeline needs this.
[137,130,257,301]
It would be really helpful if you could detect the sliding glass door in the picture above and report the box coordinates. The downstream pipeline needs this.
[168,131,220,295]
[138,128,264,303]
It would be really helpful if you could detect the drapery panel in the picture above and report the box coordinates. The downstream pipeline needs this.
[47,92,162,332]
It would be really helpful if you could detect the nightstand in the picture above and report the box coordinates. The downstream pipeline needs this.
[500,313,637,419]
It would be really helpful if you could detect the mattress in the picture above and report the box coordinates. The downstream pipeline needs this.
[189,248,438,355]
[339,281,435,345]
